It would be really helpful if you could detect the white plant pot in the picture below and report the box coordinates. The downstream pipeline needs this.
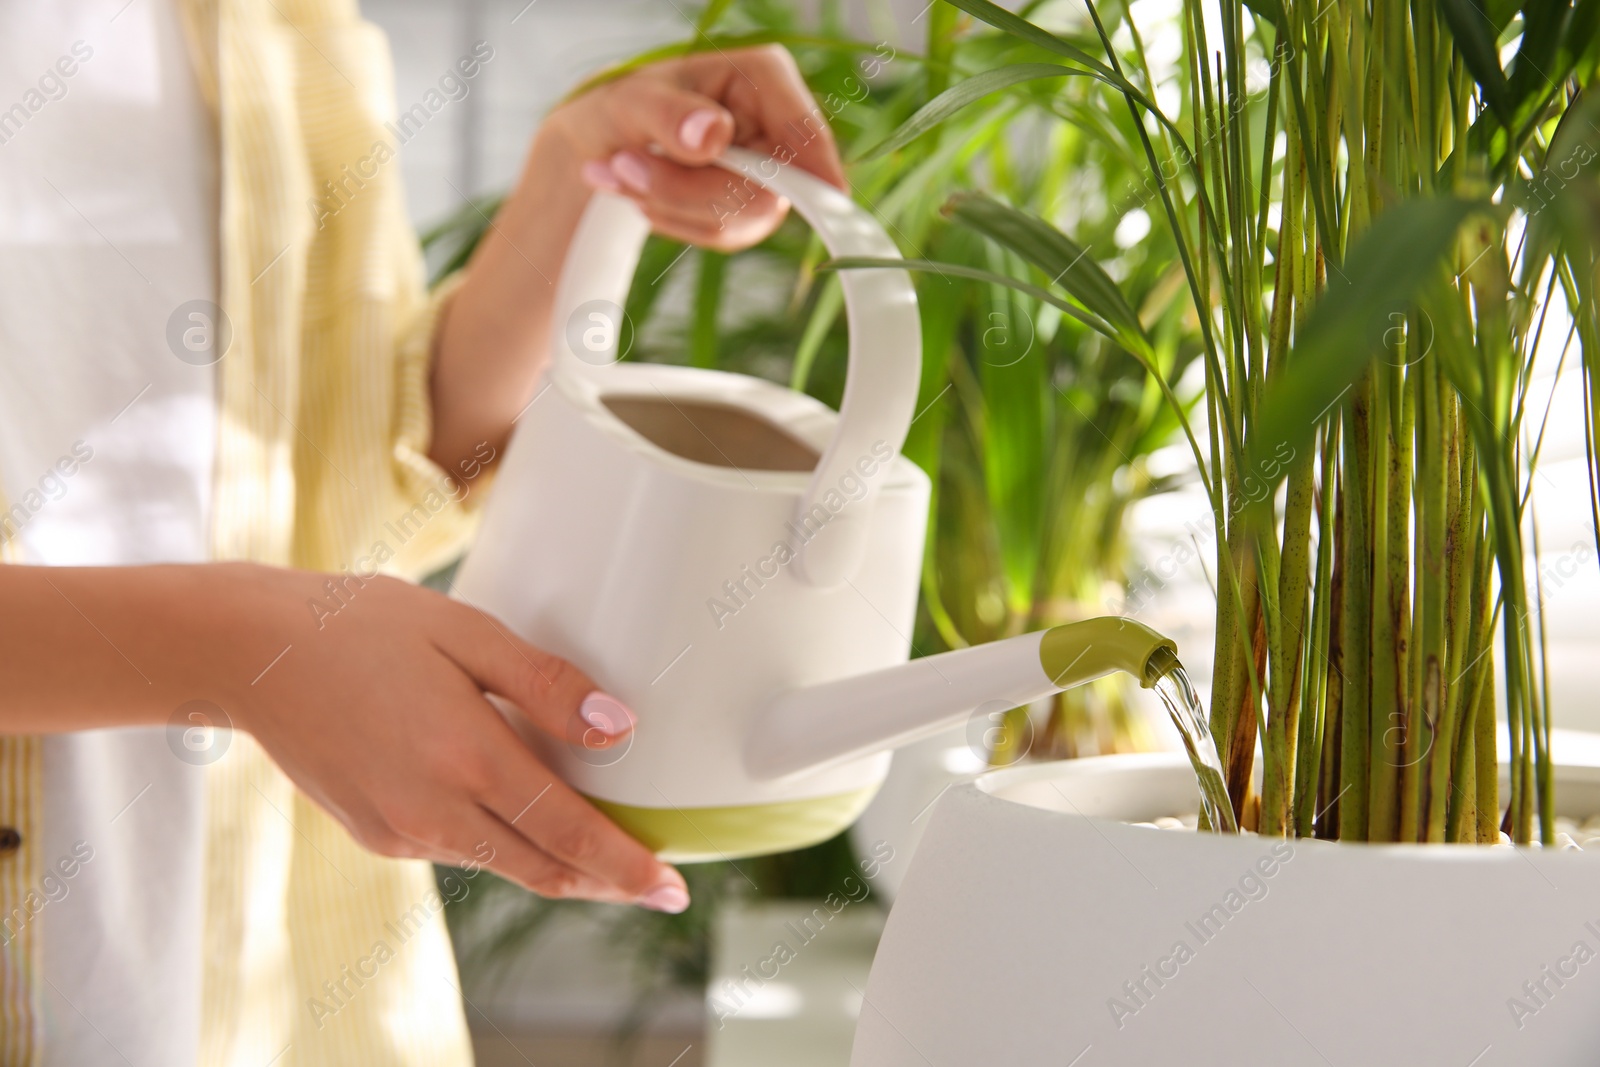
[851,752,1600,1066]
[849,724,986,903]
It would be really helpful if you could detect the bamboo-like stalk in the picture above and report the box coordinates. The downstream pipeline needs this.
[1408,345,1446,843]
[1428,393,1475,842]
[1260,150,1310,836]
[1389,356,1417,842]
[1314,452,1346,840]
[1475,657,1500,843]
[1298,425,1339,837]
[1151,0,1573,846]
[1367,361,1400,842]
[1338,380,1373,841]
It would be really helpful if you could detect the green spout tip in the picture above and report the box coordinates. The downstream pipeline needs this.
[1140,643,1181,688]
[1038,617,1180,692]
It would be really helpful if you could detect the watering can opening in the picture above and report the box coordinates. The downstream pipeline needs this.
[600,393,820,473]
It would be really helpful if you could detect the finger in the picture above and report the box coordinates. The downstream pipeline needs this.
[636,202,785,253]
[609,149,784,218]
[597,151,789,249]
[342,681,687,910]
[483,749,690,911]
[580,158,787,250]
[413,804,638,905]
[429,594,685,906]
[433,595,635,746]
[716,46,848,190]
[597,77,735,166]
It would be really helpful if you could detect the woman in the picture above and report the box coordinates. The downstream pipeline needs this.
[0,1,846,1063]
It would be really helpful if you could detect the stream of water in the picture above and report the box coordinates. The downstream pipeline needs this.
[1152,665,1239,834]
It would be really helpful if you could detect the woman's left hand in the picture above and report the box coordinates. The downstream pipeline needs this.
[537,45,848,251]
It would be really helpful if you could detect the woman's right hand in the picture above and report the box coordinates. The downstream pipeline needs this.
[0,561,690,912]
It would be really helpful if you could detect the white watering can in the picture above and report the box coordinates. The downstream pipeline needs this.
[454,148,1176,861]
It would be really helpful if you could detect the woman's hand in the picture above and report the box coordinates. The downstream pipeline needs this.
[429,46,848,473]
[541,45,848,250]
[224,565,690,911]
[0,562,690,912]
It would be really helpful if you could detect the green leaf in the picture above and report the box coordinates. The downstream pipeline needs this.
[941,0,1215,159]
[1518,88,1600,280]
[1245,198,1485,486]
[1509,0,1600,126]
[903,275,959,475]
[688,251,727,369]
[695,0,735,32]
[977,275,1050,601]
[1439,0,1515,127]
[927,0,1227,272]
[944,192,1148,349]
[821,255,1123,343]
[1492,0,1525,26]
[1241,0,1283,29]
[857,64,1100,160]
[564,32,937,100]
[822,254,1214,505]
[936,0,1116,78]
[789,275,843,392]
[1576,0,1600,82]
[419,194,503,285]
[924,0,962,102]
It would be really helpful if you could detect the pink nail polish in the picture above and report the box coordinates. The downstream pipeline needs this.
[678,108,721,150]
[610,151,651,193]
[579,691,636,737]
[580,160,621,193]
[640,882,690,913]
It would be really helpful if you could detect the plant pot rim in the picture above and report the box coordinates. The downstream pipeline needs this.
[970,744,1600,841]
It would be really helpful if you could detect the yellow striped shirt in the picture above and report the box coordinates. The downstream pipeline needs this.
[2,0,480,1061]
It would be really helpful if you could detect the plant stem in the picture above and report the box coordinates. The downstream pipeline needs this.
[1339,379,1372,841]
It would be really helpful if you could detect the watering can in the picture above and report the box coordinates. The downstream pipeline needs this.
[453,148,1177,862]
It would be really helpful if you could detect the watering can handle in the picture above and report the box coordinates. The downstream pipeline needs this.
[548,146,922,587]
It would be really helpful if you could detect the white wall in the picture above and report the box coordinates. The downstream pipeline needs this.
[362,0,1001,228]
[363,0,691,227]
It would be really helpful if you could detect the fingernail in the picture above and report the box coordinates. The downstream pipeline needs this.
[640,880,690,914]
[610,151,651,193]
[678,108,721,150]
[580,160,621,193]
[579,691,636,737]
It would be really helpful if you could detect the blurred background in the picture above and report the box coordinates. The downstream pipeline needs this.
[370,0,941,225]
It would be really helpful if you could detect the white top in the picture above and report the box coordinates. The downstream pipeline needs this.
[0,1,218,1063]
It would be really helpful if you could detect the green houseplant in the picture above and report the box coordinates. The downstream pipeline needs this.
[838,6,1600,1061]
[837,0,1599,843]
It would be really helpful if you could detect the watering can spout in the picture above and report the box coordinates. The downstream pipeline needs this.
[745,618,1179,781]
